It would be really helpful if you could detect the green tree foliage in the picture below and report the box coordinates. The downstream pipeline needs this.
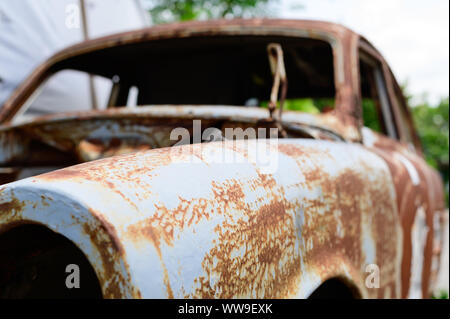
[412,98,449,169]
[147,0,274,24]
[411,97,449,204]
[433,290,449,299]
[362,99,382,133]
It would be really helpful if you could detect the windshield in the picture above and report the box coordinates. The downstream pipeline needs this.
[21,35,336,119]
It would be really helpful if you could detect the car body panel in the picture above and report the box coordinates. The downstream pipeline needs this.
[362,128,446,298]
[1,138,402,298]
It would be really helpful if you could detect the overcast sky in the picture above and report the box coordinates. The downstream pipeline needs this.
[273,0,449,104]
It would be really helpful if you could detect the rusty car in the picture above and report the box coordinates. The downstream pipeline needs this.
[0,19,446,299]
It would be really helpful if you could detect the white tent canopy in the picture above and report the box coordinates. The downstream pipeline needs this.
[0,0,148,115]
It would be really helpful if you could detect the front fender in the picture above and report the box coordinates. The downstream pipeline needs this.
[0,139,402,298]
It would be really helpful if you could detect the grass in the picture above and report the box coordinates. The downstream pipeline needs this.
[432,290,449,299]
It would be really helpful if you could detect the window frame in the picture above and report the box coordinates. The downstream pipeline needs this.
[388,68,423,153]
[358,47,399,140]
[358,39,422,153]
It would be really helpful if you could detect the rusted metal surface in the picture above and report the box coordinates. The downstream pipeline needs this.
[0,18,445,299]
[267,43,287,120]
[266,43,288,137]
[0,139,402,298]
[362,128,446,298]
[0,105,346,165]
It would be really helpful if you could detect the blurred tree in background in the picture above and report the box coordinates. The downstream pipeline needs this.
[401,84,449,203]
[147,0,275,24]
[411,97,449,204]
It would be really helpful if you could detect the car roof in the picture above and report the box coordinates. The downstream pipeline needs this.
[49,18,359,63]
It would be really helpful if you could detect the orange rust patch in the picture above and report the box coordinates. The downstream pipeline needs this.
[81,208,133,298]
[277,143,332,160]
[364,134,439,298]
[36,147,173,183]
[277,144,307,157]
[0,197,25,215]
[127,216,175,298]
[190,200,300,298]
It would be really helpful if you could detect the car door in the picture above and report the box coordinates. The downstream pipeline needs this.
[357,39,446,298]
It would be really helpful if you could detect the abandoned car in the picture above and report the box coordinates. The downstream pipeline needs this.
[0,19,446,299]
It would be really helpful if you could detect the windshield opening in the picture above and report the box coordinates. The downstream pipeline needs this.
[21,35,336,119]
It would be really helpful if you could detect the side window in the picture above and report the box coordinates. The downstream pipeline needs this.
[359,51,398,139]
[392,80,417,149]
